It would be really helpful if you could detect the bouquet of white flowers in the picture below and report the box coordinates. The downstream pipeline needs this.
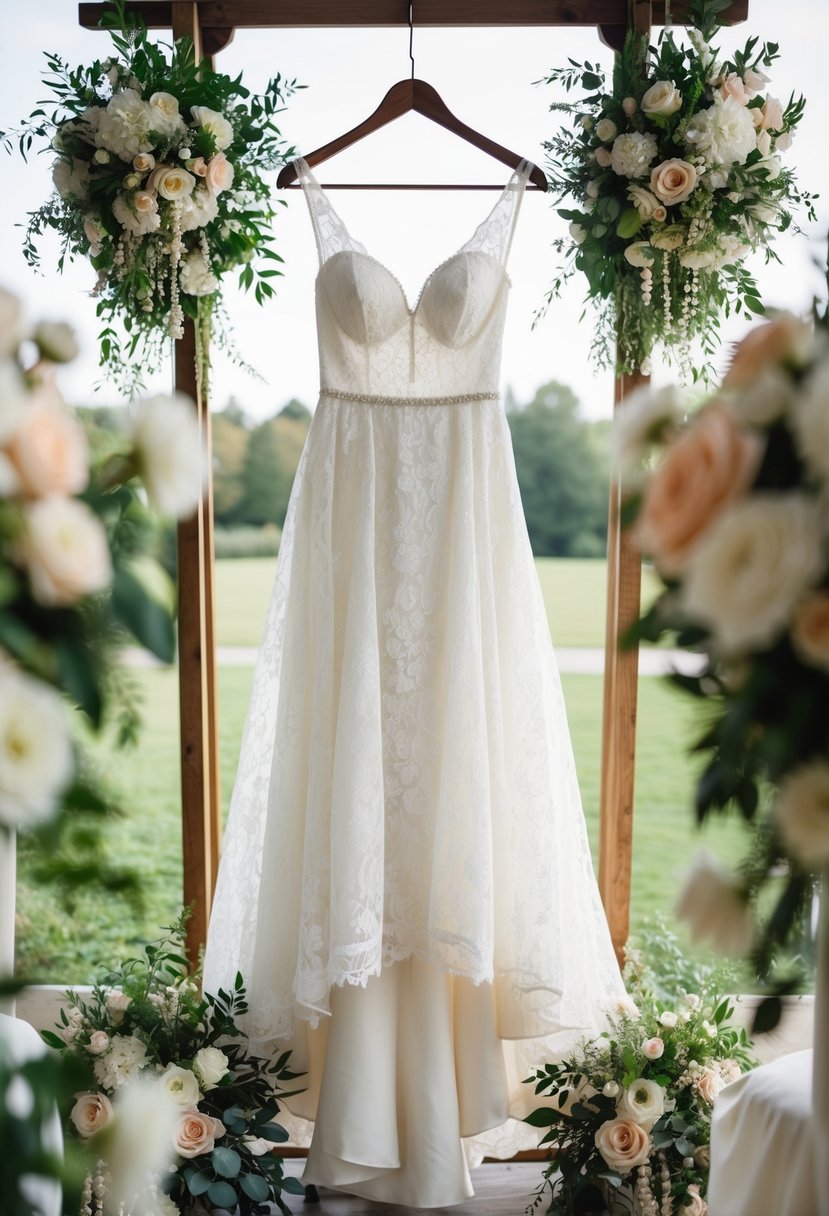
[4,0,299,393]
[539,0,815,379]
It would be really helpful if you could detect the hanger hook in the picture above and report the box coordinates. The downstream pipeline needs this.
[408,0,415,80]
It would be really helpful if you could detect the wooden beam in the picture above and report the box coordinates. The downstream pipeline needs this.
[172,2,222,969]
[79,0,747,29]
[598,0,650,966]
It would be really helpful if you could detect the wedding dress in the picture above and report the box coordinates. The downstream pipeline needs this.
[203,156,625,1205]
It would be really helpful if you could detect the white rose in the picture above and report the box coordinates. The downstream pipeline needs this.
[0,668,74,830]
[131,392,206,518]
[681,494,824,654]
[112,191,160,237]
[775,761,829,870]
[595,146,612,167]
[628,186,662,220]
[70,1092,114,1137]
[106,990,132,1025]
[146,163,195,202]
[179,189,220,234]
[641,80,682,117]
[624,241,655,269]
[160,1064,201,1107]
[133,152,155,173]
[148,91,186,139]
[88,1030,111,1056]
[617,1077,665,1127]
[642,1037,665,1060]
[658,1011,678,1029]
[190,105,233,150]
[96,89,153,161]
[93,148,110,165]
[569,221,588,245]
[596,117,617,142]
[675,849,754,956]
[21,497,112,607]
[33,322,78,364]
[685,96,757,166]
[193,1046,229,1090]
[610,131,658,178]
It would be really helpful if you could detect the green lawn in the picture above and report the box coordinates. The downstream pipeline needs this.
[16,659,749,984]
[215,556,663,650]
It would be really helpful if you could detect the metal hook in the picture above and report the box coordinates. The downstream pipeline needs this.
[408,0,415,79]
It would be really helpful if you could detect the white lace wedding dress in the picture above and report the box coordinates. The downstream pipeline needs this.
[203,156,625,1205]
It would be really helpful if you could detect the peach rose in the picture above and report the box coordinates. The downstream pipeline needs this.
[793,591,829,672]
[595,146,612,168]
[759,96,785,131]
[133,191,158,217]
[132,152,155,173]
[724,316,814,390]
[205,151,234,195]
[188,156,208,177]
[70,1091,113,1137]
[21,497,112,606]
[650,158,698,205]
[594,1118,651,1174]
[8,396,89,498]
[174,1107,226,1158]
[635,406,764,575]
[718,73,749,106]
[696,1066,723,1104]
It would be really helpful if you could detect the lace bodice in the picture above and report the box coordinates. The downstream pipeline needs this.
[295,157,533,400]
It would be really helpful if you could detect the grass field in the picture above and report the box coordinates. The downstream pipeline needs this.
[16,557,748,984]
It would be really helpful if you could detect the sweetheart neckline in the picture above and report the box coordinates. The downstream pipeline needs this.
[315,247,511,317]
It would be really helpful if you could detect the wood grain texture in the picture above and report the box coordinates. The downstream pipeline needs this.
[79,0,748,29]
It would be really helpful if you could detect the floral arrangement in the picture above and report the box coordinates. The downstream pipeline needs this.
[617,310,829,1027]
[525,986,754,1216]
[3,1,299,393]
[539,0,814,379]
[45,915,305,1215]
[0,284,203,851]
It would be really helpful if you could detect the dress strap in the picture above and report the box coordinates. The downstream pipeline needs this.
[292,156,367,266]
[459,158,535,270]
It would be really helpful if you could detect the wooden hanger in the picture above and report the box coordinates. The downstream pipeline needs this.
[276,78,548,192]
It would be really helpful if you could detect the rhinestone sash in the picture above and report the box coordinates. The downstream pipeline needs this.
[321,387,499,407]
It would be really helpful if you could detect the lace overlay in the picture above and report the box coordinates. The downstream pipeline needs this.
[203,160,624,1064]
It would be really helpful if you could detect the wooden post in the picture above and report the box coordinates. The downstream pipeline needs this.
[598,0,651,965]
[172,2,222,967]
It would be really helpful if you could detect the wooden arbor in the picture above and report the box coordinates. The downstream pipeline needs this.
[79,0,747,967]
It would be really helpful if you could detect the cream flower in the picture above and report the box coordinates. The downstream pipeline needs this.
[759,96,785,132]
[190,105,233,150]
[718,74,750,106]
[594,1118,651,1173]
[792,354,829,481]
[658,1010,678,1029]
[724,315,814,390]
[685,96,757,166]
[622,97,637,117]
[696,1066,724,1104]
[179,188,219,233]
[628,185,662,220]
[775,761,829,870]
[83,213,107,255]
[131,393,206,518]
[148,91,186,139]
[722,366,794,428]
[569,221,587,245]
[8,395,89,497]
[112,191,160,237]
[641,79,682,117]
[642,1037,664,1060]
[133,152,156,173]
[612,382,683,487]
[174,1107,226,1158]
[743,67,770,96]
[21,496,112,607]
[610,131,658,178]
[147,163,195,201]
[680,1183,708,1216]
[681,494,823,653]
[595,117,618,142]
[193,1046,229,1090]
[679,248,718,270]
[34,322,78,364]
[0,359,29,443]
[70,1092,114,1137]
[650,158,698,205]
[87,1030,111,1055]
[0,668,74,830]
[106,989,132,1025]
[595,146,612,168]
[96,88,153,160]
[92,1033,149,1091]
[675,849,754,957]
[649,224,686,251]
[617,1078,665,1127]
[160,1064,201,1108]
[623,241,655,268]
[205,151,234,194]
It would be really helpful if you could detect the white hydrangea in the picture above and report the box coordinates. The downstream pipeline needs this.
[92,1033,150,1092]
[96,88,153,161]
[610,131,658,178]
[685,96,757,167]
[0,667,74,830]
[180,188,220,233]
[179,249,219,297]
[52,158,90,201]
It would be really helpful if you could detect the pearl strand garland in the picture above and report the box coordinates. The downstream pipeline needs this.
[661,251,673,341]
[168,200,184,340]
[660,1151,673,1216]
[635,1162,660,1216]
[640,266,653,307]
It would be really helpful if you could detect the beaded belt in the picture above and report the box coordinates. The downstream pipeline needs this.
[320,387,499,406]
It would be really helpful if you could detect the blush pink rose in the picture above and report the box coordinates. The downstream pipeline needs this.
[724,316,813,389]
[188,156,208,177]
[205,152,234,195]
[718,73,749,105]
[594,1118,651,1174]
[8,395,89,498]
[696,1066,724,1104]
[642,1037,665,1060]
[70,1091,113,1136]
[634,406,764,574]
[174,1107,226,1158]
[650,158,698,205]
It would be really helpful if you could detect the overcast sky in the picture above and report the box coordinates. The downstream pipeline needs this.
[1,0,827,421]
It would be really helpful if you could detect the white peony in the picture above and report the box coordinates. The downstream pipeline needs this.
[193,1046,229,1090]
[131,393,206,518]
[775,761,829,870]
[190,105,233,150]
[616,1077,666,1127]
[159,1064,201,1107]
[112,191,160,237]
[0,668,74,830]
[675,849,754,957]
[685,96,757,167]
[179,188,219,233]
[792,353,829,481]
[96,88,154,161]
[52,157,90,201]
[681,494,824,654]
[610,131,658,178]
[21,497,112,607]
[612,382,684,486]
[178,250,219,297]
